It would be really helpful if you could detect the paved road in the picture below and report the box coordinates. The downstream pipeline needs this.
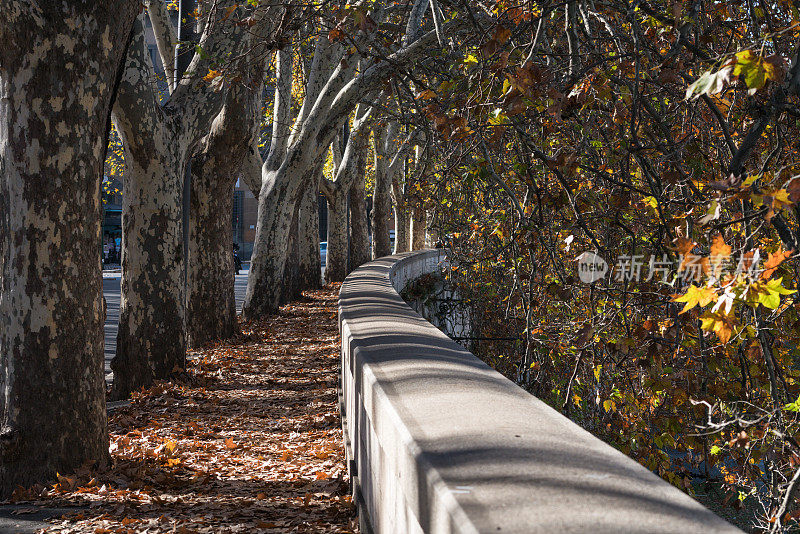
[102,269,250,383]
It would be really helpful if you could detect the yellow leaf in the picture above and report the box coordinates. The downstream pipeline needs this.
[700,312,737,344]
[203,69,221,82]
[673,284,717,314]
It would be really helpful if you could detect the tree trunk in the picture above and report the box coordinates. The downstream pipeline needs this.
[111,9,246,397]
[325,191,349,283]
[111,18,186,399]
[372,184,393,258]
[284,175,322,297]
[187,159,237,347]
[186,58,266,346]
[0,2,137,496]
[297,179,322,291]
[371,130,393,259]
[112,133,187,399]
[349,180,371,272]
[283,193,303,300]
[411,202,427,250]
[394,201,411,253]
[242,158,310,317]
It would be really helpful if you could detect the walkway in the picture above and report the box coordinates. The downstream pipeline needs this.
[102,269,251,382]
[10,286,355,533]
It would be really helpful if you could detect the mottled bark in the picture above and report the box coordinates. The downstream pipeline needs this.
[283,195,302,300]
[243,158,310,316]
[411,201,427,250]
[244,4,449,317]
[112,18,188,398]
[0,2,137,496]
[187,155,237,347]
[113,130,187,398]
[283,170,322,298]
[393,195,411,253]
[111,8,246,398]
[371,125,395,259]
[324,192,349,283]
[187,42,272,346]
[145,0,177,92]
[297,178,322,291]
[349,179,370,272]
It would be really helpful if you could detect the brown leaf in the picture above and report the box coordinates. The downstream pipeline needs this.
[761,246,793,280]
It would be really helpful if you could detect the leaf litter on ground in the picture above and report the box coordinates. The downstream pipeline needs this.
[10,286,357,533]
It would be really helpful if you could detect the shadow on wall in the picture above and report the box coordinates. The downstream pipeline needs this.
[339,251,741,534]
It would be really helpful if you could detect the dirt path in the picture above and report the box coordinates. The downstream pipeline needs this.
[13,286,356,533]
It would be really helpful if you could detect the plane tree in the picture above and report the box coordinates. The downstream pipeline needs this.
[0,0,139,496]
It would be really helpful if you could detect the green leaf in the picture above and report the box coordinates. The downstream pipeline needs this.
[785,394,800,412]
[732,50,780,94]
[759,277,796,309]
[758,290,781,309]
[642,196,658,209]
[710,445,722,455]
[766,277,796,296]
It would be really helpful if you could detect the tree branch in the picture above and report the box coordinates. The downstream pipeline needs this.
[145,0,178,93]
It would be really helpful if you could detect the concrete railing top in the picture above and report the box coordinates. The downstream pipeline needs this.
[339,249,741,533]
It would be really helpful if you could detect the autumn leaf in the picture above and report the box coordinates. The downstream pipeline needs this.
[224,437,237,450]
[756,188,793,222]
[760,246,793,280]
[698,200,721,225]
[493,26,512,44]
[685,64,733,99]
[729,51,786,94]
[756,277,796,309]
[220,5,237,21]
[203,69,221,82]
[673,284,718,314]
[671,237,696,256]
[700,311,738,344]
[328,27,345,41]
[786,176,800,202]
[709,235,732,277]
